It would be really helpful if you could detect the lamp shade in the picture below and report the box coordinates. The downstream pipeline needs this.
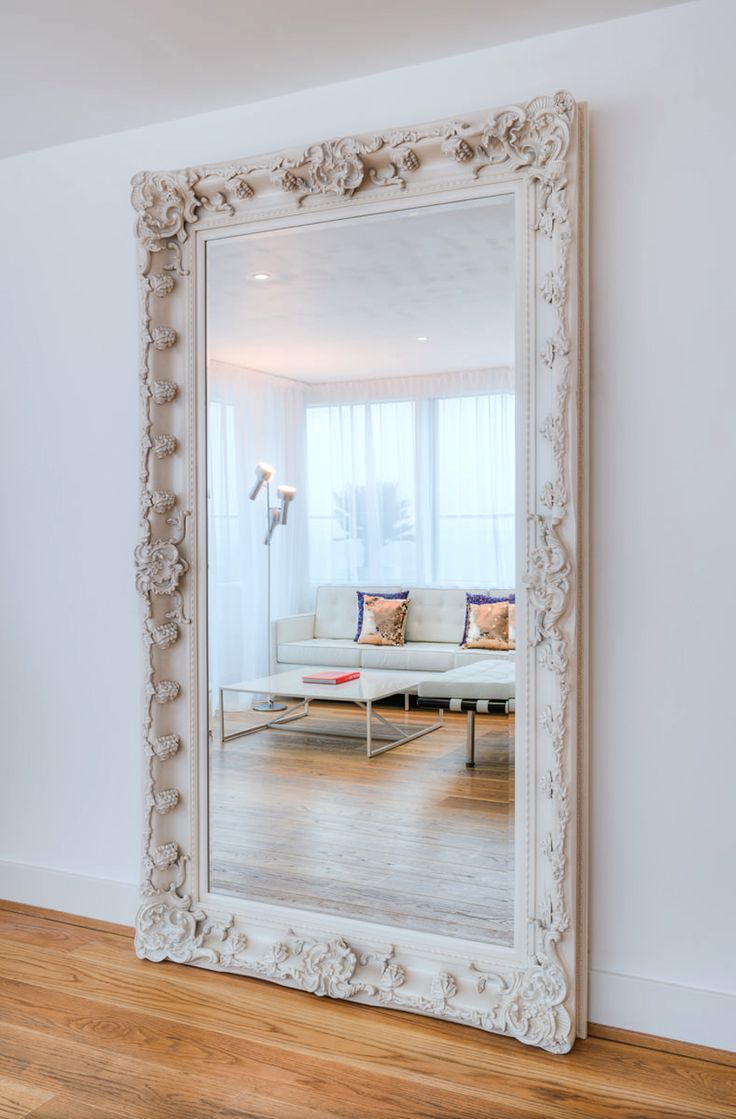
[248,461,275,501]
[264,506,281,545]
[277,484,296,525]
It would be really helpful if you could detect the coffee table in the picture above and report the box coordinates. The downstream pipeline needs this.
[219,668,443,758]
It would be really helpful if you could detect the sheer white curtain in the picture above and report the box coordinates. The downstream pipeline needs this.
[435,392,515,587]
[304,368,515,590]
[207,361,309,706]
[305,399,420,584]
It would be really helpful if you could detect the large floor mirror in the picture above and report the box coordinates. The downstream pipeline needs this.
[133,92,586,1054]
[206,195,518,947]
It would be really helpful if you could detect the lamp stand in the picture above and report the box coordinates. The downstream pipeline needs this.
[254,479,287,713]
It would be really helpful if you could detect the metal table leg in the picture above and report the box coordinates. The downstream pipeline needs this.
[220,691,442,756]
[356,701,444,758]
[220,691,310,744]
[465,709,476,767]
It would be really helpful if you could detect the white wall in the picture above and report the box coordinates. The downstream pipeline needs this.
[1,0,734,1050]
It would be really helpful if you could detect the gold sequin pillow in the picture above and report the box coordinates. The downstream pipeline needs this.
[356,595,409,646]
[462,600,512,650]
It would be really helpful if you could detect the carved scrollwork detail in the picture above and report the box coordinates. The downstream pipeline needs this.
[151,734,181,761]
[148,621,179,650]
[251,135,386,204]
[149,842,180,869]
[429,971,459,1006]
[132,890,572,1052]
[396,146,420,171]
[142,489,177,516]
[135,538,188,597]
[476,94,572,173]
[540,413,565,456]
[471,943,570,1053]
[149,273,175,298]
[540,266,565,307]
[233,177,254,200]
[151,380,177,404]
[152,434,177,458]
[132,92,574,263]
[364,950,407,1001]
[257,934,377,998]
[540,480,567,511]
[134,897,470,1018]
[275,166,305,194]
[136,893,249,964]
[136,897,204,961]
[131,170,206,272]
[258,934,464,1016]
[151,490,176,514]
[152,788,180,814]
[150,679,180,704]
[441,125,474,163]
[541,333,570,370]
[301,137,380,197]
[151,326,177,350]
[526,516,570,674]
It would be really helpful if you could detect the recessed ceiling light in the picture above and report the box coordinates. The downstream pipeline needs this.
[417,336,429,342]
[252,272,271,280]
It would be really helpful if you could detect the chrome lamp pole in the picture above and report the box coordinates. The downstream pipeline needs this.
[248,462,296,713]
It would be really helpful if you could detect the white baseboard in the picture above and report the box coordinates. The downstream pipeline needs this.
[0,859,138,926]
[589,967,736,1052]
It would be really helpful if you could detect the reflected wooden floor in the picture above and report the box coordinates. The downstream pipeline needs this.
[210,701,514,945]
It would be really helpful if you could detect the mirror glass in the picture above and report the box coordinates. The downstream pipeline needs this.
[206,195,518,947]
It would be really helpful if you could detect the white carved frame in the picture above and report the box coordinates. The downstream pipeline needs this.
[132,91,588,1054]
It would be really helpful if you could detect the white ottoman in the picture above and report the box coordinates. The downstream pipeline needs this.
[417,659,515,767]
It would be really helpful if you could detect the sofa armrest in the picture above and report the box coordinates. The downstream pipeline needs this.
[274,612,316,645]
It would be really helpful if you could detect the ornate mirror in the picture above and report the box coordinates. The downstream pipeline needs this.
[133,91,588,1053]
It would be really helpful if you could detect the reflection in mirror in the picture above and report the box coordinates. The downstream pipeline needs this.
[206,196,517,946]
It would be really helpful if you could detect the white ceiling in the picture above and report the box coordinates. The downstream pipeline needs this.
[2,0,688,159]
[206,195,515,382]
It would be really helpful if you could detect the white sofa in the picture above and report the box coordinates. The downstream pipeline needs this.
[275,585,515,675]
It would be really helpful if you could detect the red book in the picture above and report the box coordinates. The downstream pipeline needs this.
[301,671,361,685]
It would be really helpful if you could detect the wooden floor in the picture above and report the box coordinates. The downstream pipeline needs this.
[0,904,734,1119]
[210,701,514,945]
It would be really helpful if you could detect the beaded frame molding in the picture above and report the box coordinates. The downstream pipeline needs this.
[132,91,587,1054]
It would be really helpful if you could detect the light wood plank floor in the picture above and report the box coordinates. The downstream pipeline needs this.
[210,701,514,945]
[0,904,734,1119]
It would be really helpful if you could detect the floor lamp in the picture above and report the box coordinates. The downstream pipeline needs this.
[249,462,296,712]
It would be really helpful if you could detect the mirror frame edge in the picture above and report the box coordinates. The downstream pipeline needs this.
[131,91,589,1054]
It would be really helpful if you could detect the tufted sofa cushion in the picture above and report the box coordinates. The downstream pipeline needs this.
[277,637,514,674]
[405,587,481,643]
[417,658,515,701]
[313,586,397,639]
[359,642,456,672]
[277,637,361,668]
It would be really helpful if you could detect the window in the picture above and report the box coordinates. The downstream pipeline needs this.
[306,400,417,584]
[435,393,515,587]
[305,391,514,588]
[207,401,240,584]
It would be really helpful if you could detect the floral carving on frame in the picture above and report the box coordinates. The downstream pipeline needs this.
[132,91,586,1054]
